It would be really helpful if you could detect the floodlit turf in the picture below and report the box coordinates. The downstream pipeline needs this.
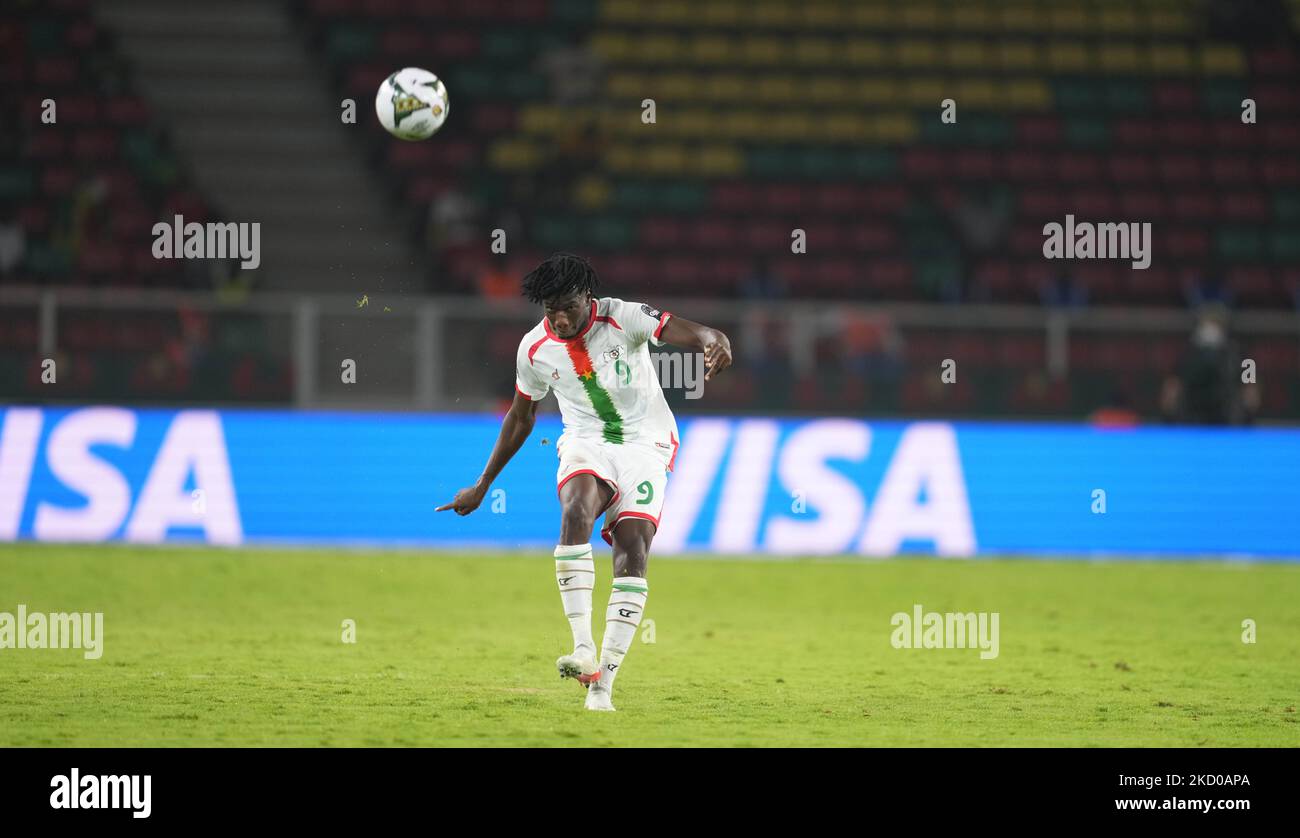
[1,543,1297,747]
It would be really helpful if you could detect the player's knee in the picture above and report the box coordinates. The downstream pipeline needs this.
[612,542,649,576]
[559,500,596,540]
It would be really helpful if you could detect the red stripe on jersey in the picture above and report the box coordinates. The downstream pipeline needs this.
[654,311,673,340]
[557,468,620,515]
[526,335,549,365]
[601,510,662,545]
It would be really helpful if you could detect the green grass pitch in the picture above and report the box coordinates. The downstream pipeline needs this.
[1,543,1297,747]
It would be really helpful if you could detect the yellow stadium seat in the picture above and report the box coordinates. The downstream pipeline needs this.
[1100,43,1142,73]
[845,39,888,67]
[1000,5,1044,32]
[999,42,1041,71]
[872,113,919,144]
[602,145,638,174]
[698,1,742,26]
[757,76,799,104]
[601,0,638,24]
[741,36,783,66]
[651,1,693,24]
[647,145,688,175]
[706,75,747,102]
[1099,7,1140,34]
[723,111,762,140]
[901,5,940,30]
[1145,8,1191,34]
[950,5,990,31]
[801,3,843,27]
[897,39,941,69]
[690,35,733,65]
[589,33,629,63]
[1005,79,1051,109]
[517,105,546,135]
[768,112,809,141]
[807,77,851,105]
[676,109,713,139]
[1200,45,1247,75]
[794,37,835,66]
[754,3,792,28]
[905,77,948,107]
[608,74,641,100]
[849,5,893,28]
[1048,42,1092,73]
[857,78,897,105]
[1048,6,1089,33]
[573,175,611,211]
[642,34,684,63]
[955,78,998,109]
[662,73,701,101]
[696,146,743,177]
[824,113,870,142]
[947,41,992,71]
[489,140,540,171]
[1149,44,1193,75]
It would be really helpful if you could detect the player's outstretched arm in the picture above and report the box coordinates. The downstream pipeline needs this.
[436,390,540,516]
[659,315,733,381]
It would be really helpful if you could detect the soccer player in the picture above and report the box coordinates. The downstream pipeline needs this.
[437,253,732,711]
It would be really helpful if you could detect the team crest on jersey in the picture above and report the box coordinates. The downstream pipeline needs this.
[601,346,623,363]
[551,369,560,380]
[641,304,662,320]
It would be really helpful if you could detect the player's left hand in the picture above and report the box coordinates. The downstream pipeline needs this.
[703,333,732,381]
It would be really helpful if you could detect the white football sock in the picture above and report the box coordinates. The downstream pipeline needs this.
[554,543,595,656]
[598,576,648,693]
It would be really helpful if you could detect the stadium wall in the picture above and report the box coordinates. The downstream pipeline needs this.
[1,407,1297,559]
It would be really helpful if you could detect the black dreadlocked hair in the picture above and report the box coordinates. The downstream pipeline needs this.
[520,252,600,305]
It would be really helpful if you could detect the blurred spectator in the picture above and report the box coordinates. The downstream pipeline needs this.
[0,207,24,276]
[951,185,1012,255]
[1160,304,1244,425]
[745,313,793,407]
[948,184,1012,300]
[841,312,903,378]
[427,186,481,292]
[741,258,787,300]
[476,258,518,300]
[1089,388,1140,428]
[427,186,480,253]
[1040,268,1088,309]
[536,35,604,106]
[1181,269,1234,310]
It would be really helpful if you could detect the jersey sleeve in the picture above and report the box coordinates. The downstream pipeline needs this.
[608,298,673,347]
[515,336,551,401]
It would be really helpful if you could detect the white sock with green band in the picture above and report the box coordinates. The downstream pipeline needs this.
[597,576,648,693]
[554,544,596,656]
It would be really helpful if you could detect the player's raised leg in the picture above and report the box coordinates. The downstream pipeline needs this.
[586,517,654,711]
[554,473,614,685]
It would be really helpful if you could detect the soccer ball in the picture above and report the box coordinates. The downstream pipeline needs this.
[375,67,449,141]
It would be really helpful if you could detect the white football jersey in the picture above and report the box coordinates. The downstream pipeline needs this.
[515,297,679,467]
